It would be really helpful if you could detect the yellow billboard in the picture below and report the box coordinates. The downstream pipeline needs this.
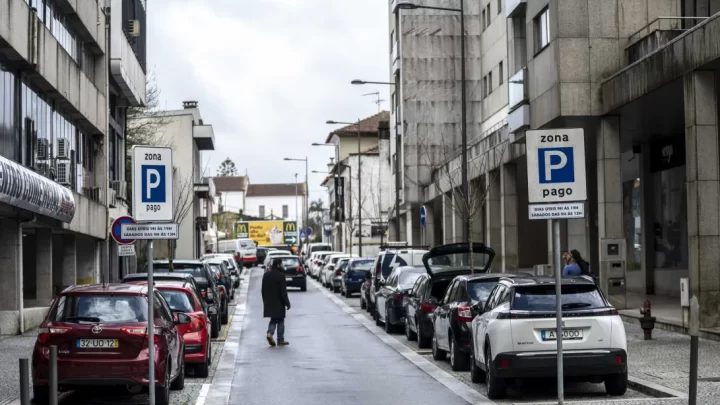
[236,220,298,246]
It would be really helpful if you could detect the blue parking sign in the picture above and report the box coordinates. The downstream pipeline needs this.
[526,129,587,204]
[141,165,166,203]
[538,147,574,184]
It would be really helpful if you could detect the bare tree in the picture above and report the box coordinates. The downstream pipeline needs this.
[418,133,508,273]
[166,167,198,271]
[361,169,392,244]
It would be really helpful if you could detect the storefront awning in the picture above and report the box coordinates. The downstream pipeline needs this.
[0,156,76,223]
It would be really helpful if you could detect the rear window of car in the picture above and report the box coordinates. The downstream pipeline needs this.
[53,294,148,323]
[239,240,254,248]
[280,257,300,267]
[467,280,498,303]
[351,260,374,270]
[398,270,424,289]
[512,285,607,311]
[159,290,194,313]
[311,245,332,253]
[155,263,204,277]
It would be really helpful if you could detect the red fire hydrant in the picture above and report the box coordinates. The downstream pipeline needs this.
[639,300,656,340]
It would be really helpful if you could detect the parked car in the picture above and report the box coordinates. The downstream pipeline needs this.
[204,258,235,301]
[263,250,292,268]
[301,242,333,265]
[471,276,628,399]
[368,245,429,315]
[122,273,205,308]
[152,260,223,338]
[129,280,213,378]
[373,266,426,333]
[32,284,187,405]
[403,242,495,349]
[312,251,343,279]
[321,254,354,290]
[256,247,275,266]
[270,255,307,291]
[340,259,373,298]
[431,273,527,371]
[217,238,257,267]
[202,253,241,288]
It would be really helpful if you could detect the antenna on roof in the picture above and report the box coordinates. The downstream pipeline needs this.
[363,92,384,112]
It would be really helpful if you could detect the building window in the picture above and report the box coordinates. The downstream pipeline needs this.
[483,76,488,98]
[283,205,289,218]
[499,61,504,85]
[488,72,493,93]
[259,205,265,218]
[482,9,486,31]
[498,0,502,14]
[0,65,19,161]
[535,8,551,52]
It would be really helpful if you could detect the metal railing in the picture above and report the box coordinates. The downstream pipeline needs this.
[627,16,709,48]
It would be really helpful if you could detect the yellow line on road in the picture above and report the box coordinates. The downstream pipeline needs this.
[213,316,232,342]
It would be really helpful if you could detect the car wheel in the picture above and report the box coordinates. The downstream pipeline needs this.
[300,282,307,292]
[470,346,485,383]
[384,308,394,334]
[375,307,382,326]
[360,296,367,309]
[170,356,185,390]
[195,354,210,378]
[405,317,417,341]
[450,336,469,371]
[417,321,431,348]
[221,301,229,325]
[604,371,628,396]
[155,362,171,405]
[485,345,506,399]
[432,335,447,361]
[32,385,49,405]
[207,342,212,365]
[211,315,220,338]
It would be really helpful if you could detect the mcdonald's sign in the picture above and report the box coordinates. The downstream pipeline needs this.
[285,222,296,232]
[236,222,249,238]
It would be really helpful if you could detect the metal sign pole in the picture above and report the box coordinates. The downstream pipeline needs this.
[148,240,155,405]
[553,219,564,403]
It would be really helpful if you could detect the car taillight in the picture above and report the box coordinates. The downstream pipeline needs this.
[37,327,71,344]
[421,303,437,313]
[456,306,473,322]
[314,260,318,264]
[335,270,342,276]
[393,294,403,301]
[297,266,305,273]
[189,316,205,333]
[122,328,160,345]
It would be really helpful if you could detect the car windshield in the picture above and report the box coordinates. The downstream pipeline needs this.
[155,263,204,277]
[53,294,148,323]
[398,269,425,289]
[159,290,194,313]
[427,252,491,271]
[467,280,498,303]
[351,260,374,270]
[512,285,607,311]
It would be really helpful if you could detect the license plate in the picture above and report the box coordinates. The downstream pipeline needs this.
[76,339,119,348]
[286,277,293,281]
[541,329,583,341]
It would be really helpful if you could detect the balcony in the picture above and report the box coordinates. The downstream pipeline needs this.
[110,0,146,106]
[508,68,527,110]
[194,177,216,200]
[505,0,526,18]
[626,17,708,64]
[193,124,216,150]
[508,104,530,135]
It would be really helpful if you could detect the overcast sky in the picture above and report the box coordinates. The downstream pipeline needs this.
[148,0,390,204]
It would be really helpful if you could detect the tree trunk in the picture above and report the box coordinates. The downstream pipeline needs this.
[168,239,175,272]
[469,219,474,274]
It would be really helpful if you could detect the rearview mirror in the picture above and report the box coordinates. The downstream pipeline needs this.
[174,312,192,325]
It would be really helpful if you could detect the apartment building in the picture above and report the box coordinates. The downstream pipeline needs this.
[0,0,145,334]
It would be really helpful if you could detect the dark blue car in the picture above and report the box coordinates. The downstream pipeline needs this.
[341,258,374,298]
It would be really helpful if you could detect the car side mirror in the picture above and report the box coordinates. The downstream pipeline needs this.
[174,312,192,325]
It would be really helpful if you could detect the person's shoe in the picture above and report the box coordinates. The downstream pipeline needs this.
[277,340,289,346]
[266,333,276,347]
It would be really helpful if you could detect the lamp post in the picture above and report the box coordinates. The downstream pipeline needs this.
[326,120,363,256]
[394,0,468,243]
[294,173,299,234]
[283,157,308,247]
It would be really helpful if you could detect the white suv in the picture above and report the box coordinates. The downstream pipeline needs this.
[470,276,627,399]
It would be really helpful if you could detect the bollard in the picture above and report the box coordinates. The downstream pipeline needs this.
[19,358,30,405]
[50,345,58,405]
[689,296,699,405]
[639,299,656,340]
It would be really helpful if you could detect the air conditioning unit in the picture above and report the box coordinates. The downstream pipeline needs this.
[56,162,71,186]
[37,138,49,160]
[57,139,70,160]
[127,20,141,37]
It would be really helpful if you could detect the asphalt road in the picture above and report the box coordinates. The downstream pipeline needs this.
[226,267,471,405]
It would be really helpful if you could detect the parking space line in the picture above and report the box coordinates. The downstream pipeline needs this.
[193,383,211,405]
[309,278,497,405]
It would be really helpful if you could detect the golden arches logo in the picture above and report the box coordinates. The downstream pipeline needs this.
[237,224,248,233]
[285,222,296,232]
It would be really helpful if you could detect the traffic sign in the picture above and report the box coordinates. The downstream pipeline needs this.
[121,223,179,239]
[526,129,586,203]
[529,202,585,220]
[118,244,136,256]
[132,146,173,222]
[306,227,313,236]
[300,230,307,239]
[420,206,427,226]
[111,216,136,244]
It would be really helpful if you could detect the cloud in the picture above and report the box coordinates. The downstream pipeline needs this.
[148,0,390,202]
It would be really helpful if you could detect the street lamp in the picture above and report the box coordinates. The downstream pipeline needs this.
[394,0,468,243]
[312,142,339,167]
[284,157,308,246]
[326,119,363,256]
[351,79,396,86]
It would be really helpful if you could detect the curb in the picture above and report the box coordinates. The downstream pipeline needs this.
[627,376,688,399]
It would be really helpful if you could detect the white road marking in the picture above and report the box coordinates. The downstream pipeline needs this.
[193,383,211,405]
[309,278,497,405]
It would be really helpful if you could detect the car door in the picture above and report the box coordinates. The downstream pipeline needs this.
[376,273,390,320]
[449,281,470,336]
[154,291,179,377]
[406,275,424,330]
[435,280,458,350]
[474,284,503,364]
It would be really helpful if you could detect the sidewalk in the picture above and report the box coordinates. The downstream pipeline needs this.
[0,329,38,405]
[625,320,720,404]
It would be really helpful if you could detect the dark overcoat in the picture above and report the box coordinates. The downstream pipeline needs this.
[262,268,291,319]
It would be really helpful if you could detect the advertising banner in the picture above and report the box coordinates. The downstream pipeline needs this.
[236,220,299,246]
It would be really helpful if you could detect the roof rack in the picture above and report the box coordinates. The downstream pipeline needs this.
[379,243,429,251]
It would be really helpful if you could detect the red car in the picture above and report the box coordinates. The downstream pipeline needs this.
[31,284,188,405]
[129,280,212,377]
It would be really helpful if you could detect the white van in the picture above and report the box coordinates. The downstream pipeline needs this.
[217,239,257,268]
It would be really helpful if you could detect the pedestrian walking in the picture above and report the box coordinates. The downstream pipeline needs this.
[570,249,594,281]
[561,251,582,276]
[262,258,291,347]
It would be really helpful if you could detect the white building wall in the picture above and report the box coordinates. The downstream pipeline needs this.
[246,195,306,225]
[218,191,245,214]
